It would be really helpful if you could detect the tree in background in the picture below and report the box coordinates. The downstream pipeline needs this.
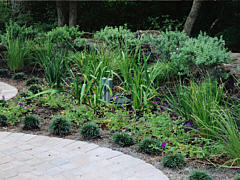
[56,1,78,27]
[184,0,202,36]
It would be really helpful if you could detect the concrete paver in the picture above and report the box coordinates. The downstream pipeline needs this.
[0,82,18,100]
[0,132,169,180]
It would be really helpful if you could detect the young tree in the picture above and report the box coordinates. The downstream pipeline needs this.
[184,0,202,36]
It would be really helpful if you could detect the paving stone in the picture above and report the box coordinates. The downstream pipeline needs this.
[0,82,18,100]
[0,131,169,180]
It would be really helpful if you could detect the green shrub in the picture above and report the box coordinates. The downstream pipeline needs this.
[28,84,42,94]
[162,154,186,169]
[144,31,230,78]
[234,175,240,180]
[80,122,100,139]
[12,72,26,80]
[49,116,71,136]
[1,20,38,45]
[94,25,137,50]
[189,171,213,180]
[0,69,9,77]
[22,114,40,130]
[0,114,8,126]
[112,132,134,147]
[138,137,162,155]
[26,77,39,86]
[47,25,81,48]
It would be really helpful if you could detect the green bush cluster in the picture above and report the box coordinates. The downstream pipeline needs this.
[46,25,81,48]
[144,31,231,79]
[112,132,134,147]
[26,77,39,86]
[28,84,42,94]
[49,116,71,136]
[189,171,213,180]
[12,72,26,80]
[80,122,100,140]
[0,114,8,126]
[94,25,138,50]
[138,137,162,155]
[22,114,40,130]
[162,154,186,169]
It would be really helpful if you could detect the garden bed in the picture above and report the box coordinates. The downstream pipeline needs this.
[0,77,239,180]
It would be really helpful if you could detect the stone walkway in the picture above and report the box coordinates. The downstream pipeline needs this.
[0,132,169,180]
[0,82,18,100]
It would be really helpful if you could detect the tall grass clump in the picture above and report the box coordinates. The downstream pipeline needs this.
[118,51,160,111]
[166,79,224,136]
[36,40,67,87]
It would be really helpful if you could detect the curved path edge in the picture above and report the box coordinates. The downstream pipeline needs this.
[0,82,18,100]
[0,131,169,180]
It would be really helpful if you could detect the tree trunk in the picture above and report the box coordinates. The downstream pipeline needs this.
[56,0,68,27]
[184,0,202,36]
[69,1,77,27]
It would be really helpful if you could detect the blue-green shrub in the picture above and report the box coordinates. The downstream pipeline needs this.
[80,123,100,139]
[22,114,40,130]
[112,132,135,147]
[94,25,138,50]
[189,171,213,180]
[49,116,71,136]
[138,137,162,155]
[0,114,8,126]
[162,154,187,169]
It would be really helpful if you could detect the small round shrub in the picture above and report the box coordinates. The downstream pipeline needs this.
[112,132,134,147]
[138,137,162,155]
[49,116,71,136]
[189,171,213,180]
[0,69,9,77]
[22,114,40,130]
[0,114,8,126]
[80,122,100,140]
[162,154,186,169]
[12,72,26,80]
[26,77,40,86]
[28,84,42,94]
[234,175,240,180]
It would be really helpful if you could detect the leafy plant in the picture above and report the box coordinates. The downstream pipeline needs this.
[0,114,8,126]
[49,116,71,136]
[26,77,39,86]
[162,154,187,169]
[112,132,134,147]
[28,84,42,94]
[80,122,100,139]
[189,171,213,180]
[138,137,162,155]
[12,72,26,80]
[22,114,40,130]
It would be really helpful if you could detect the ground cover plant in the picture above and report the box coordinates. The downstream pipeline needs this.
[0,23,239,179]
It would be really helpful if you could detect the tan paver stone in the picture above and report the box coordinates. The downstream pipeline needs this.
[0,131,169,180]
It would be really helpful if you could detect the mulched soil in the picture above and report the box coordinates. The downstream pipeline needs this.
[0,77,240,180]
